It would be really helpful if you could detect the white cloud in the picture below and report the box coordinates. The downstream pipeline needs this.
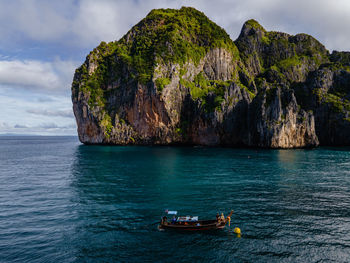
[0,121,77,135]
[37,97,54,102]
[0,60,59,89]
[0,88,76,135]
[38,122,59,129]
[14,0,71,42]
[0,122,77,135]
[14,124,28,128]
[0,0,349,51]
[0,58,78,93]
[0,122,11,129]
[27,108,74,118]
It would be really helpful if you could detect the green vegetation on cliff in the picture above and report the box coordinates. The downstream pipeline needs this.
[180,73,231,112]
[105,6,238,84]
[245,19,267,32]
[155,77,171,92]
[73,6,241,113]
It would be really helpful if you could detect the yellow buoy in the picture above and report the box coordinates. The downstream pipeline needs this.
[234,227,241,235]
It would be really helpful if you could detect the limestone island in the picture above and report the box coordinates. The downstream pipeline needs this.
[72,7,350,148]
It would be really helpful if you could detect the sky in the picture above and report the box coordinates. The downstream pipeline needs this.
[0,0,349,135]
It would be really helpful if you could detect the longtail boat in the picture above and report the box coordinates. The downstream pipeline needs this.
[158,210,233,231]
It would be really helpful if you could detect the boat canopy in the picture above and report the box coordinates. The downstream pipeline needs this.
[177,216,198,222]
[166,210,177,215]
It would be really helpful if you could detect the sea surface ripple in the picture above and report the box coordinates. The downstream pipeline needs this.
[0,136,350,262]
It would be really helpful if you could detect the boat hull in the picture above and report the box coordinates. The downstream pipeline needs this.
[158,220,226,231]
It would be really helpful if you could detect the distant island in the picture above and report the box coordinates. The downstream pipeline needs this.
[72,7,350,148]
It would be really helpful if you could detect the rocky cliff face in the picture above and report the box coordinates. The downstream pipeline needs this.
[72,7,350,148]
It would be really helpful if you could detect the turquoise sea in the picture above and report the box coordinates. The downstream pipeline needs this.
[0,136,350,262]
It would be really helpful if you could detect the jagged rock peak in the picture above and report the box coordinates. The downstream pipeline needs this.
[124,6,233,47]
[239,19,267,38]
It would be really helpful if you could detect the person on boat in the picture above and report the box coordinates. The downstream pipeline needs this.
[216,213,220,222]
[220,213,225,222]
[162,216,168,225]
[171,216,177,224]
